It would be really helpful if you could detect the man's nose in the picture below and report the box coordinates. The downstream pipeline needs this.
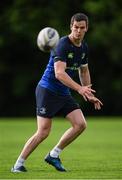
[78,28,81,33]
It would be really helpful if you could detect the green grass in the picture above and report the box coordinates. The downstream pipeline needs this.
[0,117,122,179]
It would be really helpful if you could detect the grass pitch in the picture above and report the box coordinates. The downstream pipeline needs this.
[0,117,122,179]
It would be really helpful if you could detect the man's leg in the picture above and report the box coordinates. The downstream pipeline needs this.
[45,109,86,171]
[55,109,87,149]
[11,116,52,172]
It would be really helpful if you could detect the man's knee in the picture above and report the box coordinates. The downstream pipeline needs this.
[75,120,87,134]
[35,129,50,143]
[36,117,52,143]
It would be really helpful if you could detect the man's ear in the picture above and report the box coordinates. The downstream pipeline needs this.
[85,25,88,32]
[86,23,89,31]
[70,24,72,31]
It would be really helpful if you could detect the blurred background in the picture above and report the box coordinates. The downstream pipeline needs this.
[0,0,122,117]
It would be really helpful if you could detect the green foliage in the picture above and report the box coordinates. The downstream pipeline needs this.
[0,0,122,116]
[83,0,122,115]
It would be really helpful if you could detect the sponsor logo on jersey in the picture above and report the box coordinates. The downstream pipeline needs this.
[66,63,79,70]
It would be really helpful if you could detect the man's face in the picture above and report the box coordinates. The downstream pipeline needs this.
[71,20,88,40]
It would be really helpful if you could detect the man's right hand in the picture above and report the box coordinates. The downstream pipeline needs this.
[77,84,96,101]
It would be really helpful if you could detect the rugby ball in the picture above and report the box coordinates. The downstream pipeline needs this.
[37,27,59,52]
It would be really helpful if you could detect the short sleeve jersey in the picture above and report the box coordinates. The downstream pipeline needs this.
[39,36,88,96]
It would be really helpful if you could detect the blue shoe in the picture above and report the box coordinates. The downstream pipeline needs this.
[11,166,27,172]
[45,153,66,172]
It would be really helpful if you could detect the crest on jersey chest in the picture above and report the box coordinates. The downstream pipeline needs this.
[68,52,74,59]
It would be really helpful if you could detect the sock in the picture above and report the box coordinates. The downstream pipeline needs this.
[14,157,25,169]
[50,147,62,158]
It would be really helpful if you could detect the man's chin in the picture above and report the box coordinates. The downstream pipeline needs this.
[76,36,83,41]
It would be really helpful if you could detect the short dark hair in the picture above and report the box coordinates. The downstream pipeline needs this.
[70,13,89,27]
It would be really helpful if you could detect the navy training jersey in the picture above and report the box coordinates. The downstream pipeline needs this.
[39,36,88,96]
